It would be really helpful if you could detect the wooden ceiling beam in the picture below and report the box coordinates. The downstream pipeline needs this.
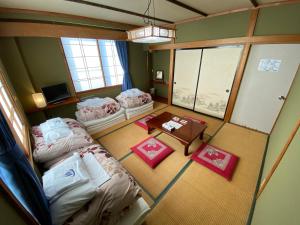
[166,0,208,17]
[148,35,300,50]
[0,7,139,30]
[0,22,127,40]
[249,0,259,7]
[65,0,174,24]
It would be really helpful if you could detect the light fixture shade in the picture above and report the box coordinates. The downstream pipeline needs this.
[127,25,175,43]
[32,93,47,108]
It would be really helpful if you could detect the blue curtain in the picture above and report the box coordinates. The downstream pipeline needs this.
[0,111,52,225]
[115,41,133,91]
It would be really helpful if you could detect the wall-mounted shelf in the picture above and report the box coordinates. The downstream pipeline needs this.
[152,79,168,86]
[26,96,79,114]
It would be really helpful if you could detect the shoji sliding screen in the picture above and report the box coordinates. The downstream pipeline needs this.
[172,49,202,109]
[194,46,243,118]
[172,46,243,119]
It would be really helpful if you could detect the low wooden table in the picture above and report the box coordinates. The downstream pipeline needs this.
[146,112,207,156]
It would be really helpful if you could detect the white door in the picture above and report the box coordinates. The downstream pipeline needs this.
[172,49,202,109]
[231,44,300,133]
[194,46,243,118]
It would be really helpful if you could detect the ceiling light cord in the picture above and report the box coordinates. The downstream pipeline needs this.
[143,0,156,26]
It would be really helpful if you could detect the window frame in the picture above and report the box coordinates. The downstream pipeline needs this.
[60,38,124,94]
[0,69,30,156]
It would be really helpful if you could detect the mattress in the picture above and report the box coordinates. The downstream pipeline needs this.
[79,108,126,135]
[32,119,94,166]
[57,144,143,225]
[125,101,154,119]
[117,197,150,225]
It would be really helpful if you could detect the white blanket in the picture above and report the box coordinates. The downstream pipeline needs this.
[43,153,89,203]
[40,117,73,145]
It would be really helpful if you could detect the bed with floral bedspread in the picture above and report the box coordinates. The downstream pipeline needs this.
[54,144,142,225]
[32,118,94,167]
[116,89,152,109]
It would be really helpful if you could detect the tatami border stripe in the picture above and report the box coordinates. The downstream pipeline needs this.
[246,135,270,225]
[152,159,193,208]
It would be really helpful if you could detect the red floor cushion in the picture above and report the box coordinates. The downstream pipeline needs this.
[192,143,239,180]
[131,137,174,168]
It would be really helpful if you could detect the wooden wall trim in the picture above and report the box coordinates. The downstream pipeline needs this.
[168,49,175,105]
[256,119,300,199]
[0,22,127,39]
[149,35,300,51]
[224,44,252,122]
[173,0,300,26]
[224,9,259,122]
[0,7,138,29]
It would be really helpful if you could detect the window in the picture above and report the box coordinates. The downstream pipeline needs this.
[0,70,29,155]
[61,38,124,92]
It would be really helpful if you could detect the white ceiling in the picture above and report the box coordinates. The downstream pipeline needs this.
[0,0,290,26]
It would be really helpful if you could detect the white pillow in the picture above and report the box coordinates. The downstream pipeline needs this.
[50,181,96,225]
[47,153,97,225]
[43,153,90,204]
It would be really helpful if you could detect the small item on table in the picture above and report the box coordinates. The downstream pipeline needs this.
[172,116,180,122]
[180,119,188,125]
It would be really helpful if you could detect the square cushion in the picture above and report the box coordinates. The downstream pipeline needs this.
[134,114,156,130]
[191,143,239,180]
[131,137,173,168]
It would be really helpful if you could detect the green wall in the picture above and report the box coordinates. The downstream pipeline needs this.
[175,11,250,43]
[0,37,148,125]
[261,68,300,180]
[151,50,170,98]
[250,68,300,225]
[254,4,300,36]
[0,190,27,225]
[251,129,300,225]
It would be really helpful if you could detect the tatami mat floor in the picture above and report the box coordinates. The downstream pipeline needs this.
[95,102,267,225]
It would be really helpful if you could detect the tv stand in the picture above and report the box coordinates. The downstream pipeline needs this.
[26,96,80,114]
[52,100,64,105]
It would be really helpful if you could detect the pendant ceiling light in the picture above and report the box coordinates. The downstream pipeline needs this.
[127,0,175,43]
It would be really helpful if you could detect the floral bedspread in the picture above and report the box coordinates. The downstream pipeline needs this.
[32,119,94,164]
[60,144,141,225]
[76,98,121,122]
[116,91,152,109]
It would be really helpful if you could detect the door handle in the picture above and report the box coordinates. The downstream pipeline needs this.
[225,89,230,93]
[173,82,176,84]
[278,96,286,100]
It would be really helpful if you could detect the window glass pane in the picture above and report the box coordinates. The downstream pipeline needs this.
[66,57,85,69]
[70,69,88,80]
[62,38,124,92]
[63,45,82,57]
[91,79,104,89]
[82,45,99,57]
[61,37,80,45]
[14,112,23,130]
[1,88,12,109]
[0,94,11,117]
[86,57,100,68]
[110,76,117,85]
[80,38,97,46]
[13,121,23,143]
[88,68,102,78]
[74,80,90,92]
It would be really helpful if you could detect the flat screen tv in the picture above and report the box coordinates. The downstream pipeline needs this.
[41,83,71,104]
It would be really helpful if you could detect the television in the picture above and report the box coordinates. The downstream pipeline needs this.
[41,83,71,104]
